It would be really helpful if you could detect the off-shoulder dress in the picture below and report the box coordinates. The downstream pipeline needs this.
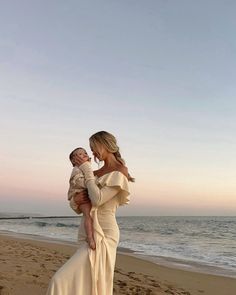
[46,162,130,295]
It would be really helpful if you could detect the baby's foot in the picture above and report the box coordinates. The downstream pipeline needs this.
[86,236,96,250]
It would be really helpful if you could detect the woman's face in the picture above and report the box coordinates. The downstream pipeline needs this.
[90,142,106,161]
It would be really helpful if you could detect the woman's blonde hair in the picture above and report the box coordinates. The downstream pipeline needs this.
[89,131,135,182]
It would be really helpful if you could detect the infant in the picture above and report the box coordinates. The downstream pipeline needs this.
[68,147,95,250]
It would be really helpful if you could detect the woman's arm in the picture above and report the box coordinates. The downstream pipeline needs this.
[79,162,120,207]
[87,184,119,207]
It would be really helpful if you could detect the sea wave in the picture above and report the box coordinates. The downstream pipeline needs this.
[33,220,78,228]
[1,216,236,275]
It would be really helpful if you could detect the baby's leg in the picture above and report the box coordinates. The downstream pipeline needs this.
[79,203,96,250]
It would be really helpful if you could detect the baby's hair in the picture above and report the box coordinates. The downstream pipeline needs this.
[69,147,85,167]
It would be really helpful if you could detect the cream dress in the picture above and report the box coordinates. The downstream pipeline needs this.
[46,162,130,295]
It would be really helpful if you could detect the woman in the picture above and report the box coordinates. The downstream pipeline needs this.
[46,131,134,295]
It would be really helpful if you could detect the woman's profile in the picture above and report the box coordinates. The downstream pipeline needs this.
[46,130,134,295]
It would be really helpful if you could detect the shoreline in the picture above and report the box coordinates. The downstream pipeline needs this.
[1,229,235,279]
[133,253,236,279]
[0,232,236,294]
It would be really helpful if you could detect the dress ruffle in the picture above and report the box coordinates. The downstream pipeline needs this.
[96,171,130,206]
[46,170,131,295]
[88,171,130,294]
[88,207,113,295]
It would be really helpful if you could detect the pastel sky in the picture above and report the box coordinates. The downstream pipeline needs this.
[0,0,236,216]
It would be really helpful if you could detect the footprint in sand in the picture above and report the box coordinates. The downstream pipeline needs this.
[164,289,175,294]
[151,282,160,288]
[118,281,127,288]
[0,286,10,295]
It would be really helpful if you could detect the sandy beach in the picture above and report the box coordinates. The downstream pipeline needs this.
[0,233,235,295]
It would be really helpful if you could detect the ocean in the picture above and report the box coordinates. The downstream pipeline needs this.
[0,215,235,277]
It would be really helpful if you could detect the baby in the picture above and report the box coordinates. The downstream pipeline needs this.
[68,147,95,250]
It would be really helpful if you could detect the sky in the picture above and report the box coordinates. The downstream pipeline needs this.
[0,0,236,216]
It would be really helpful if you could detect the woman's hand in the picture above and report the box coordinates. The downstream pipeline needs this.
[73,190,90,206]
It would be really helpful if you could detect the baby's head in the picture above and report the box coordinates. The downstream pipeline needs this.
[69,147,90,167]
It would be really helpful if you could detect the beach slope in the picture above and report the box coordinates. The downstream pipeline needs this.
[0,234,235,295]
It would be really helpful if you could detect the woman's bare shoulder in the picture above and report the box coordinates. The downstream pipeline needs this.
[116,165,129,178]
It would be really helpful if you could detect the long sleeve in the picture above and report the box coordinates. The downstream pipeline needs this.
[87,184,120,207]
[79,162,120,207]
